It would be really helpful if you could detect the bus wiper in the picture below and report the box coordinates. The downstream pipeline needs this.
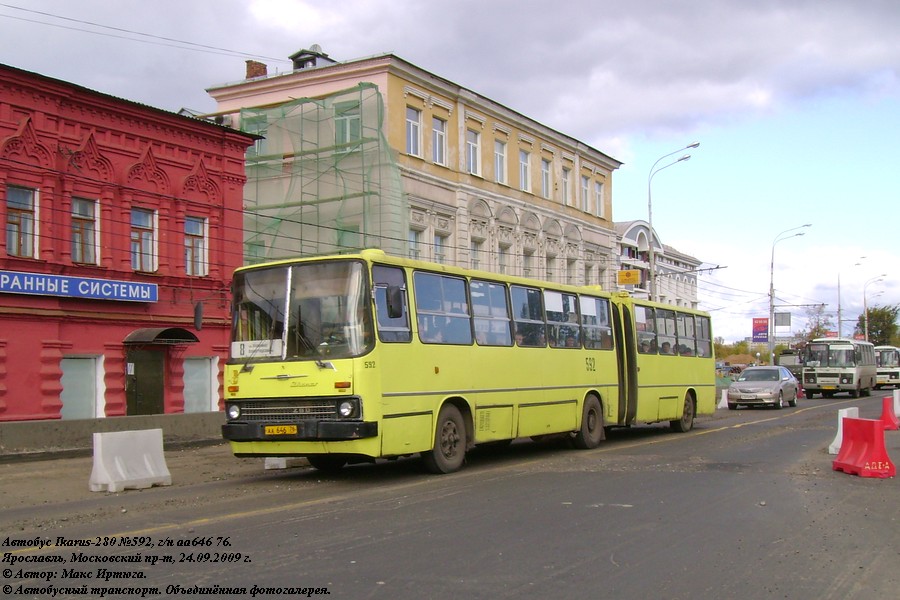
[316,359,336,371]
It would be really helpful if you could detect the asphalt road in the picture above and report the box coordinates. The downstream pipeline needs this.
[2,391,899,600]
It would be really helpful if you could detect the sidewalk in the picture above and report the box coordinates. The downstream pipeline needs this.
[0,441,280,529]
[0,412,224,458]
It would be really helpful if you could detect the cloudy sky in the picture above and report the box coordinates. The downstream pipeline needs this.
[3,0,899,342]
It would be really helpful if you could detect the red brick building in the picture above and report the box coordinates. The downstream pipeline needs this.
[0,64,255,421]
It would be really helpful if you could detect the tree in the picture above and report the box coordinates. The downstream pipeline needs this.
[793,304,835,341]
[854,304,899,346]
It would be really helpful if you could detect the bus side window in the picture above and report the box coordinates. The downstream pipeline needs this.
[544,290,579,348]
[373,265,411,343]
[695,316,712,358]
[414,271,473,345]
[581,296,613,351]
[511,285,546,347]
[656,309,677,355]
[635,305,657,353]
[471,280,513,346]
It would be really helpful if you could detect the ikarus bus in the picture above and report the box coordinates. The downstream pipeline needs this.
[222,250,716,473]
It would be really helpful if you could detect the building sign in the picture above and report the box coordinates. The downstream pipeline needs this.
[617,269,642,285]
[752,317,768,343]
[0,270,158,302]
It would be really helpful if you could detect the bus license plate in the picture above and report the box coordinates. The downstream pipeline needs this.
[822,385,836,390]
[264,425,297,435]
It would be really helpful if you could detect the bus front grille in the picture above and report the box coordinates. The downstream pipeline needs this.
[239,399,337,422]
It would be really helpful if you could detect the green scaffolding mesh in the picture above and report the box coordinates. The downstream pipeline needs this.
[240,83,407,263]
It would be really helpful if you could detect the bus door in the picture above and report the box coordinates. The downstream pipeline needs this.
[612,302,638,426]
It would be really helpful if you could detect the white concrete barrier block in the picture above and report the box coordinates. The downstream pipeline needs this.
[264,457,307,470]
[828,407,860,455]
[89,429,172,493]
[894,389,900,416]
[717,389,728,409]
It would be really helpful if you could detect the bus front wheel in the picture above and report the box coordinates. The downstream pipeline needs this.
[422,404,466,474]
[573,395,605,449]
[670,394,695,432]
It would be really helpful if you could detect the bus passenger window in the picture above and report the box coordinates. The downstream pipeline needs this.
[471,280,513,346]
[581,296,613,351]
[414,271,473,345]
[635,305,657,353]
[511,285,545,347]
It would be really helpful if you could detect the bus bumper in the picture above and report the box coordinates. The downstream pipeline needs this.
[222,420,378,442]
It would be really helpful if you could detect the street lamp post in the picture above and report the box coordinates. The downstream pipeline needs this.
[863,275,886,341]
[647,142,699,302]
[768,224,811,363]
[837,256,865,338]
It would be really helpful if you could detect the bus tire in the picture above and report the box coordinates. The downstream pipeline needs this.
[573,394,605,449]
[307,454,348,472]
[422,404,466,474]
[670,393,695,432]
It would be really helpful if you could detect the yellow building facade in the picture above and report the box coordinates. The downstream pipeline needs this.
[207,47,622,288]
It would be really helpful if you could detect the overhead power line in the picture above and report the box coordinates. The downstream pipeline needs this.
[0,3,289,63]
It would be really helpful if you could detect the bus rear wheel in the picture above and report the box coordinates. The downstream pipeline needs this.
[422,404,466,474]
[670,394,695,432]
[573,395,605,449]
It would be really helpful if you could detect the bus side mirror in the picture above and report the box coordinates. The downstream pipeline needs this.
[386,285,404,319]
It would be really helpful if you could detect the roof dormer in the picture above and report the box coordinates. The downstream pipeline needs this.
[289,44,337,71]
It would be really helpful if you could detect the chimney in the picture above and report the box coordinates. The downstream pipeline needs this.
[245,60,268,79]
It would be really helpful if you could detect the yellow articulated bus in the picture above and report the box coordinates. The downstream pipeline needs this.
[222,249,716,473]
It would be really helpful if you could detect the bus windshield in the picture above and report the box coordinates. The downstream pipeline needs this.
[231,260,373,362]
[806,343,856,368]
[877,348,899,367]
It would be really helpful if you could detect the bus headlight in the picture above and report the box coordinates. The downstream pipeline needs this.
[227,404,241,420]
[338,400,358,418]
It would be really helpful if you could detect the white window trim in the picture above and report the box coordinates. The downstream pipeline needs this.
[541,159,552,199]
[131,208,159,273]
[581,175,591,212]
[185,215,209,277]
[406,107,422,157]
[72,197,101,265]
[595,181,605,218]
[520,150,531,193]
[7,186,40,259]
[432,117,447,166]
[467,129,481,176]
[494,140,507,184]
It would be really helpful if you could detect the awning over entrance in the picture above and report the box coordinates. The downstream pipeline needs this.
[123,327,199,345]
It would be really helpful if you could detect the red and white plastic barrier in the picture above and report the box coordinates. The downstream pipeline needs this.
[881,396,900,431]
[828,407,859,455]
[832,417,895,478]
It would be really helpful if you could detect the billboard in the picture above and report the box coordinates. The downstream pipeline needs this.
[752,317,768,343]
